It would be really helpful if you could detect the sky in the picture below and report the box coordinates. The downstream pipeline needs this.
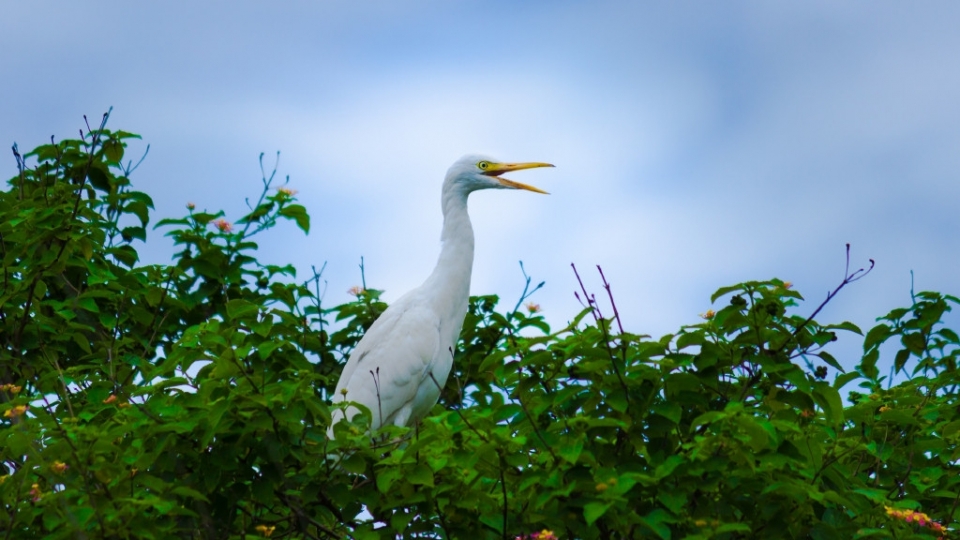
[2,2,958,373]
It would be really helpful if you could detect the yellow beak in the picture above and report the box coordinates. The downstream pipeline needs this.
[483,162,553,194]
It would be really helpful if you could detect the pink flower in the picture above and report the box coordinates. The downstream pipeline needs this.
[213,219,233,233]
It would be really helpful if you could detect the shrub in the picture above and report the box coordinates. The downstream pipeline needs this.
[1,114,957,539]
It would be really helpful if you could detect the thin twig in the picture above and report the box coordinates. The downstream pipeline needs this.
[428,371,489,443]
[596,265,624,335]
[775,244,874,355]
[571,263,630,406]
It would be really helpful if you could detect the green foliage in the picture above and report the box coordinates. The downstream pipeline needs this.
[2,116,957,539]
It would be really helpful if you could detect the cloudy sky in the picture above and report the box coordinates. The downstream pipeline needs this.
[3,2,958,372]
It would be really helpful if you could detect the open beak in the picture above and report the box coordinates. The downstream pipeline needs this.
[483,162,553,194]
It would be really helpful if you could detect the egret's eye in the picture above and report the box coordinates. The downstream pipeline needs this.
[477,161,490,170]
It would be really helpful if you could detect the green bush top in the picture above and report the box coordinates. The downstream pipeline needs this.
[1,113,957,539]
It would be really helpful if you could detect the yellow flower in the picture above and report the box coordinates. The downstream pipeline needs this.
[255,524,276,537]
[700,309,715,320]
[213,219,233,233]
[51,461,69,474]
[878,405,891,413]
[29,483,42,502]
[277,187,298,196]
[525,302,541,314]
[0,475,8,484]
[4,405,28,418]
[532,531,557,540]
[782,281,793,289]
[118,402,131,409]
[595,482,608,492]
[694,519,708,527]
[0,384,22,394]
[186,202,196,210]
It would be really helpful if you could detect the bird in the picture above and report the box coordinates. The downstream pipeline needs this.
[328,155,552,436]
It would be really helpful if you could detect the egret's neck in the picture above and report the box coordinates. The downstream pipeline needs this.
[424,187,474,320]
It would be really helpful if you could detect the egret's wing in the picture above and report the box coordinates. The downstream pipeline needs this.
[331,296,440,429]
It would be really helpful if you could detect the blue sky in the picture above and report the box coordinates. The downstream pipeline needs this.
[3,2,958,371]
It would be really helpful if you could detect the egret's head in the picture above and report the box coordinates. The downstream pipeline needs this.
[445,155,553,195]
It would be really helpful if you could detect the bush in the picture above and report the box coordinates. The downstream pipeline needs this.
[1,114,957,539]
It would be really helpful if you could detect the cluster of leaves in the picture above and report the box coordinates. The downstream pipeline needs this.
[2,117,958,539]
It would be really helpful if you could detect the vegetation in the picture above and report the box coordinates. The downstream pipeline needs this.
[1,114,958,539]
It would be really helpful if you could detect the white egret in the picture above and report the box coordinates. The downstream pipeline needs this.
[328,155,553,436]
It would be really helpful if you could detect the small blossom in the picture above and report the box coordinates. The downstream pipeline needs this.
[255,524,276,537]
[186,202,196,210]
[0,475,8,484]
[212,219,233,233]
[595,482,608,492]
[103,394,118,405]
[525,302,541,314]
[51,461,69,474]
[694,519,708,527]
[878,405,891,413]
[800,409,815,418]
[884,506,943,535]
[276,186,298,196]
[700,309,715,320]
[118,401,131,409]
[515,531,558,540]
[4,405,28,418]
[782,281,793,289]
[130,468,139,478]
[29,483,42,502]
[0,384,22,394]
[348,286,364,297]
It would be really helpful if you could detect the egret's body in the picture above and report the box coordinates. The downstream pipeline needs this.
[328,156,551,435]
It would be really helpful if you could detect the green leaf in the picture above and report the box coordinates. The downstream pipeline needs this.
[813,383,844,426]
[710,283,744,303]
[558,435,583,464]
[279,204,310,233]
[638,509,672,540]
[833,371,860,390]
[652,402,681,424]
[824,321,863,335]
[859,348,880,380]
[817,351,844,373]
[103,139,124,162]
[407,464,434,487]
[893,348,910,374]
[901,333,926,356]
[584,501,613,526]
[170,486,210,502]
[226,299,259,320]
[863,324,891,352]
